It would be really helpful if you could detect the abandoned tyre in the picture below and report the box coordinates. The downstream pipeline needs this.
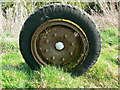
[19,4,101,76]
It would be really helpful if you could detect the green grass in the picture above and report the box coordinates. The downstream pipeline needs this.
[1,28,118,88]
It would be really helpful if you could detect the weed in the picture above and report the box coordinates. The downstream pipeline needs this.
[1,28,118,88]
[1,1,118,88]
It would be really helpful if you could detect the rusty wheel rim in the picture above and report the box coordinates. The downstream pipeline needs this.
[31,19,89,71]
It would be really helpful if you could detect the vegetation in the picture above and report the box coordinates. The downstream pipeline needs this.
[1,28,118,88]
[0,1,119,88]
[1,1,119,17]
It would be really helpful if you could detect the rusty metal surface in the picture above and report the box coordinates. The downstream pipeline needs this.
[31,19,89,71]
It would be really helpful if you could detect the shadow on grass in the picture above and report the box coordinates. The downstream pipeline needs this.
[2,61,89,78]
[2,62,36,75]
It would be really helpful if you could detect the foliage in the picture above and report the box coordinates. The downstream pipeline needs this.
[80,2,103,15]
[0,1,118,88]
[1,28,118,88]
[1,1,118,18]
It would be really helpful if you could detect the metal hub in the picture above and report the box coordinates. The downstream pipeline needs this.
[55,42,64,51]
[31,19,89,71]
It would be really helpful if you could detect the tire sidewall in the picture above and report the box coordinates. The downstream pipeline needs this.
[19,4,101,75]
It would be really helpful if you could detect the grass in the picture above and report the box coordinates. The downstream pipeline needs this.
[1,28,118,88]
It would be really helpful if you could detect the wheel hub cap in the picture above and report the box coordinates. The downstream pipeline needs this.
[55,42,64,50]
[31,19,89,71]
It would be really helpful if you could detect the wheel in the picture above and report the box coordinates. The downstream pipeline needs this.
[19,4,101,76]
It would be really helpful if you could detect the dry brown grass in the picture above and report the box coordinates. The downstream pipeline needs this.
[0,1,118,37]
[91,2,118,30]
[0,1,118,88]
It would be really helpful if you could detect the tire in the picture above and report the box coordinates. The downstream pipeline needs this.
[19,4,101,76]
